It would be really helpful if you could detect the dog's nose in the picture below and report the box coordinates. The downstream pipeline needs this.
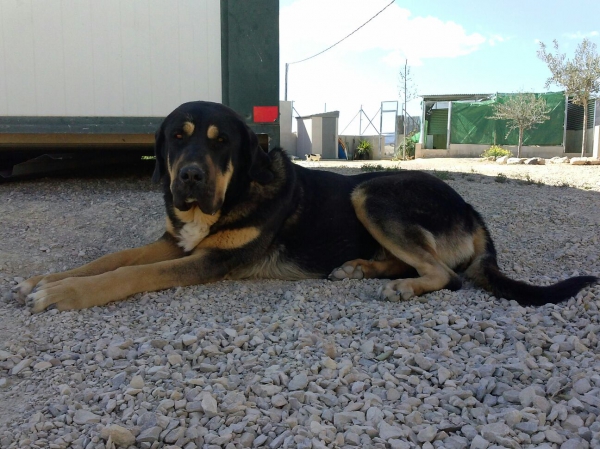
[178,166,204,184]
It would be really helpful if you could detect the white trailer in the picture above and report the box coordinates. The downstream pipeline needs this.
[0,0,279,177]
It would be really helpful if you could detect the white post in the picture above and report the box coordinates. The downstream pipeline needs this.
[446,101,452,150]
[594,99,600,159]
[593,125,600,159]
[419,103,426,145]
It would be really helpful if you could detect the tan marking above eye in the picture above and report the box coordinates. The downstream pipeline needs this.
[182,121,195,136]
[207,125,219,139]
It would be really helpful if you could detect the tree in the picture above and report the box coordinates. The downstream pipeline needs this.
[537,38,600,157]
[488,92,551,158]
[398,60,419,159]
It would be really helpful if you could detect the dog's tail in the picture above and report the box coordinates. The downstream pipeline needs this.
[464,210,598,306]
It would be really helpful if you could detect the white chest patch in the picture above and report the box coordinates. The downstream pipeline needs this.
[175,207,217,252]
[178,220,210,252]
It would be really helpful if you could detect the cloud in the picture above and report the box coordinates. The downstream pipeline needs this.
[563,31,599,39]
[280,0,488,67]
[489,34,508,46]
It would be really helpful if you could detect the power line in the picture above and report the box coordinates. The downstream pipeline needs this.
[287,0,395,66]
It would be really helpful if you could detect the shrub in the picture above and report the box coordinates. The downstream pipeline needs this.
[432,170,454,180]
[355,140,373,160]
[361,164,401,172]
[495,173,508,183]
[481,145,512,159]
[395,130,418,160]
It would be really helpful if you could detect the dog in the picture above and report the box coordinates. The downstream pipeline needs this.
[15,101,597,312]
[305,153,321,161]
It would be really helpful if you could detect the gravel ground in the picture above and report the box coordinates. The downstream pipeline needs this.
[0,158,599,449]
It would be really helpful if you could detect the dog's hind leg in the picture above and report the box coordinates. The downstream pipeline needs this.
[351,187,462,301]
[329,257,417,281]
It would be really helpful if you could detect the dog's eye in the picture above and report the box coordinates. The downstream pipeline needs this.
[174,133,183,140]
[218,137,224,142]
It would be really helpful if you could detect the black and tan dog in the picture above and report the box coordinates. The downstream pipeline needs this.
[15,101,597,312]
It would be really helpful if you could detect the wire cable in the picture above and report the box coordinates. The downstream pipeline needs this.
[288,0,395,65]
[340,109,361,134]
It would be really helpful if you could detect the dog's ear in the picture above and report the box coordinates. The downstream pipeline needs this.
[152,123,166,183]
[245,124,274,184]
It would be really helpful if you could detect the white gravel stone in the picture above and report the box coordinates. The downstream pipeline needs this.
[481,422,511,440]
[73,410,101,425]
[470,435,490,449]
[167,353,183,365]
[201,393,218,417]
[417,425,437,442]
[546,429,565,444]
[288,373,309,390]
[437,366,452,384]
[574,378,592,394]
[129,374,144,389]
[10,358,32,375]
[100,424,135,447]
[137,426,161,443]
[181,334,198,346]
[413,354,434,370]
[562,414,584,432]
[271,394,288,407]
[504,409,522,426]
[33,361,52,371]
[561,439,585,449]
[379,421,404,440]
[334,411,365,428]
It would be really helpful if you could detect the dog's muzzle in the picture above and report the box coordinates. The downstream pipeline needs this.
[172,164,222,215]
[172,165,208,211]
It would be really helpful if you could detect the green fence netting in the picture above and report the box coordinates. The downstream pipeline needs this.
[450,92,565,146]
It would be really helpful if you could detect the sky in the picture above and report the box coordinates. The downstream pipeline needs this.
[279,0,600,135]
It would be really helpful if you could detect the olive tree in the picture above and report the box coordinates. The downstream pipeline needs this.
[488,92,550,158]
[538,38,600,157]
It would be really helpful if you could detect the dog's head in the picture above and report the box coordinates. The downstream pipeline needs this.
[153,101,273,214]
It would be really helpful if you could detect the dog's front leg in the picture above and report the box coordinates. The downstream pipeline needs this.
[26,227,264,312]
[25,248,235,313]
[14,235,184,300]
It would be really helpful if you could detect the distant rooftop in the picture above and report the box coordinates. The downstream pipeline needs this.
[296,111,340,119]
[421,94,493,102]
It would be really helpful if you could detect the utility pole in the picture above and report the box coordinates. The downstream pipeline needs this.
[285,63,289,101]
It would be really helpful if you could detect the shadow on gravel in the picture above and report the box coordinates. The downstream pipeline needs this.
[0,152,156,183]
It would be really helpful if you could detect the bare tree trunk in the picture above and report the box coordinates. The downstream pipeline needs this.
[403,59,407,160]
[518,128,523,158]
[581,103,588,157]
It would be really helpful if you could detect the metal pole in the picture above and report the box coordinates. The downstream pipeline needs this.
[359,105,363,135]
[562,94,568,152]
[285,63,289,101]
[364,108,381,135]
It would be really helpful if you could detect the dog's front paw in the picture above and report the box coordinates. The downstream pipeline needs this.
[25,278,86,313]
[378,280,415,301]
[12,275,46,304]
[328,263,364,281]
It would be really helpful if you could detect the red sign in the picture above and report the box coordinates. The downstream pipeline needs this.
[253,106,279,123]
